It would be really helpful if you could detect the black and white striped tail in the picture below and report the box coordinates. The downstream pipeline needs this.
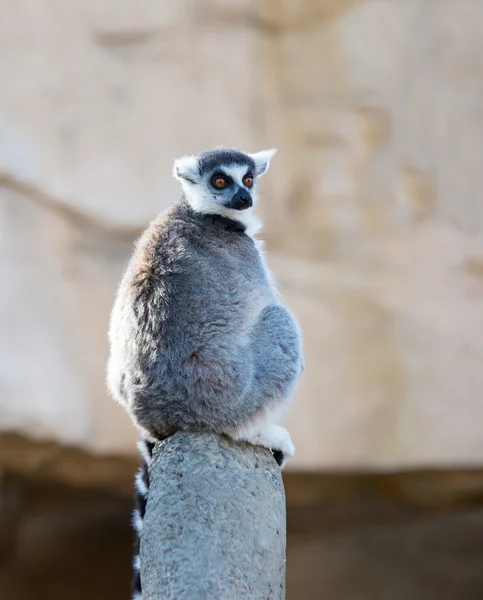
[132,439,156,600]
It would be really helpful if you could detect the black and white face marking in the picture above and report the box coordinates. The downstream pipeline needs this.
[173,147,277,236]
[209,164,254,211]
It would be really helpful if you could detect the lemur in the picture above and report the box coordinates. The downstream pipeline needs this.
[106,147,304,600]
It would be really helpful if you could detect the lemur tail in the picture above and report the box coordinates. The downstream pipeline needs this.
[132,438,156,600]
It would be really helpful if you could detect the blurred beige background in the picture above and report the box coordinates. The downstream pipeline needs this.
[2,0,483,469]
[2,2,483,600]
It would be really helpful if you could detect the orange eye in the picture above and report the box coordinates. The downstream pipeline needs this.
[213,177,226,188]
[243,176,253,187]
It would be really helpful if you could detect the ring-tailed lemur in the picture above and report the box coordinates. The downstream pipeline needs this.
[106,147,304,600]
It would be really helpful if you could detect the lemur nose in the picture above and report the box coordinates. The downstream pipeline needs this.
[229,189,253,211]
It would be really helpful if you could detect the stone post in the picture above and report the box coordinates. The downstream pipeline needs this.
[140,431,286,599]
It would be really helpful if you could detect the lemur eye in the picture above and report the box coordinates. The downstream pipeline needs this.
[243,176,253,188]
[213,176,227,189]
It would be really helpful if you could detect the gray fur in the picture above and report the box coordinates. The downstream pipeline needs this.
[107,147,303,453]
[178,147,255,179]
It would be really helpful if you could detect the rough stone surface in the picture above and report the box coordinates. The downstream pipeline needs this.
[1,0,483,468]
[141,432,286,600]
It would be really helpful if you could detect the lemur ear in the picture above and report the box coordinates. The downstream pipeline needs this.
[249,148,277,177]
[173,155,199,184]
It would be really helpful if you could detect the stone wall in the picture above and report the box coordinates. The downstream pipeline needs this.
[1,0,483,469]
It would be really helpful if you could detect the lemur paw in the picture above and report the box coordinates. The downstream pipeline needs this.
[270,426,295,470]
[235,423,295,470]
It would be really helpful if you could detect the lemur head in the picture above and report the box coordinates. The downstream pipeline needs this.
[173,147,276,235]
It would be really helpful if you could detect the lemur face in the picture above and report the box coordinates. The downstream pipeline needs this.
[206,163,254,211]
[173,148,276,217]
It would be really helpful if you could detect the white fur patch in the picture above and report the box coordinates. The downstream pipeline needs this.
[180,184,221,215]
[133,509,143,533]
[173,154,199,182]
[234,421,295,466]
[135,470,148,497]
[137,440,153,465]
[249,149,277,176]
[133,554,141,572]
[234,209,262,238]
[132,593,142,600]
[233,402,287,442]
[224,164,251,185]
[255,242,280,301]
